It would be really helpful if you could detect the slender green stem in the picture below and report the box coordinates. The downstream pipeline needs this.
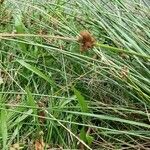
[96,42,150,60]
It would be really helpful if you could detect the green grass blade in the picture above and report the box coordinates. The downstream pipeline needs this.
[64,110,150,129]
[16,59,56,87]
[0,109,8,150]
[14,14,27,52]
[26,87,37,115]
[73,88,89,113]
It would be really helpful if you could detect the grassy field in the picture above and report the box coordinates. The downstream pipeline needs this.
[0,0,150,149]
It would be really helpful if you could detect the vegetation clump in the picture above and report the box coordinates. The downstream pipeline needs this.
[0,0,150,149]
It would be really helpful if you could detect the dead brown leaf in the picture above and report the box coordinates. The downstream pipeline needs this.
[34,131,47,150]
[9,143,23,150]
[35,140,45,150]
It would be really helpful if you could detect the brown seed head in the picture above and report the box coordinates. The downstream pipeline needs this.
[78,30,95,52]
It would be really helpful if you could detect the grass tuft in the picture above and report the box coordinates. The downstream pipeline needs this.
[0,0,150,149]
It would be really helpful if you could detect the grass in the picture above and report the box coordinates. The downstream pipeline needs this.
[0,0,150,149]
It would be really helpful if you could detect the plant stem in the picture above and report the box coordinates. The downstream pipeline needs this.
[96,42,150,60]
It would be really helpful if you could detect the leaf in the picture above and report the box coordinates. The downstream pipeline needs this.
[1,109,8,149]
[7,125,22,146]
[0,77,3,85]
[34,131,46,150]
[9,109,33,129]
[79,127,94,147]
[79,127,87,150]
[73,88,88,113]
[26,87,37,115]
[86,134,94,146]
[14,14,27,52]
[17,59,56,87]
[14,14,25,33]
[9,143,21,150]
[64,110,150,129]
[79,127,87,143]
[35,140,44,150]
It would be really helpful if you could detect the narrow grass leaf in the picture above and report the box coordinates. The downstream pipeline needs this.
[86,134,94,146]
[73,88,88,113]
[64,110,150,129]
[79,127,87,144]
[9,109,33,129]
[26,87,37,115]
[7,124,22,147]
[1,109,8,149]
[14,14,27,52]
[17,59,56,87]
